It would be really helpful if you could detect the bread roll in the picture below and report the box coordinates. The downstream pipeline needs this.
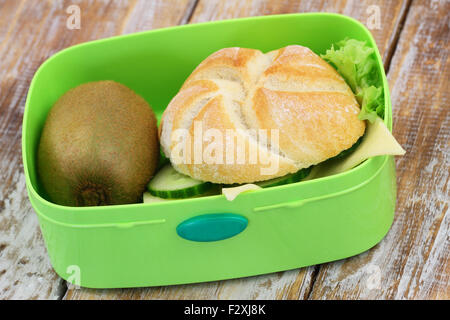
[160,45,365,184]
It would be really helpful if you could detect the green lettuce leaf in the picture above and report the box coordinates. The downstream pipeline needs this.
[321,39,384,122]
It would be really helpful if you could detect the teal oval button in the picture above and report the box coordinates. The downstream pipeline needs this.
[176,213,248,242]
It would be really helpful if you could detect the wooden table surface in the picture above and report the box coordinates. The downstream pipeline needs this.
[0,0,448,300]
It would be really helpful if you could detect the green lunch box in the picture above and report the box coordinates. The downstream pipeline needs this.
[22,13,396,288]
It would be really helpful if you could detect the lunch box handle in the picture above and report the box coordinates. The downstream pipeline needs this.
[176,213,248,242]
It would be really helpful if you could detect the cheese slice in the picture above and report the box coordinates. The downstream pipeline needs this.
[222,184,262,201]
[311,117,405,178]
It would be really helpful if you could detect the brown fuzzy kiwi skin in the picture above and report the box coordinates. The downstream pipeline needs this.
[37,80,159,206]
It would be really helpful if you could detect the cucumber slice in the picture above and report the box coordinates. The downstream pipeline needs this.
[256,167,312,188]
[147,164,212,199]
[144,187,220,204]
[143,192,170,203]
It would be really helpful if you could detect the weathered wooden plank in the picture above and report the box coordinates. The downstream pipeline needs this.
[0,0,194,299]
[308,0,449,299]
[64,268,317,300]
[190,0,410,65]
[65,0,411,300]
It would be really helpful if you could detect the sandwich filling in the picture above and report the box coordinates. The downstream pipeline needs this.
[145,39,405,202]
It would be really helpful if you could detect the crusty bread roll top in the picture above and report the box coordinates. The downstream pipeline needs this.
[159,45,365,184]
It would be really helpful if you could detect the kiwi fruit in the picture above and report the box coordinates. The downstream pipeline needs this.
[37,80,159,206]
